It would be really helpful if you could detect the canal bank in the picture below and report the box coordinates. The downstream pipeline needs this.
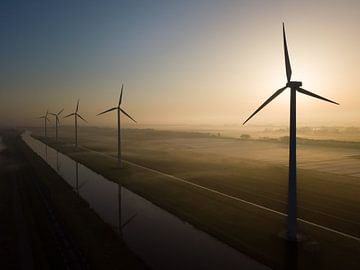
[29,132,360,270]
[1,130,146,269]
[23,131,269,270]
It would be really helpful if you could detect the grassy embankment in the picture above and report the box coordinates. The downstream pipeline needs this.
[1,130,76,269]
[34,130,360,270]
[2,131,146,269]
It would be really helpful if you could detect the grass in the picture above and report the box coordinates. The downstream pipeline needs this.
[31,129,360,270]
[255,136,360,149]
[2,131,146,269]
[1,131,66,268]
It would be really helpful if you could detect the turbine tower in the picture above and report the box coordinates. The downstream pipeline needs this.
[39,110,50,138]
[63,99,87,148]
[243,23,339,241]
[49,109,64,141]
[97,84,137,167]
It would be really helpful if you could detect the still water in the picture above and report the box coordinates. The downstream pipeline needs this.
[22,132,269,270]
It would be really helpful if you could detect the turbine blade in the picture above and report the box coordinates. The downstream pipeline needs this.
[58,108,64,115]
[77,113,88,123]
[76,99,79,113]
[78,179,89,190]
[63,113,75,119]
[283,23,292,82]
[120,108,137,123]
[119,84,124,106]
[121,213,138,229]
[297,88,339,105]
[243,86,287,125]
[97,107,117,116]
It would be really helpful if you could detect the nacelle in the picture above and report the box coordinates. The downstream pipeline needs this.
[287,81,302,88]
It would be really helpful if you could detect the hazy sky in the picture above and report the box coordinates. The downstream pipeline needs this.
[1,0,360,128]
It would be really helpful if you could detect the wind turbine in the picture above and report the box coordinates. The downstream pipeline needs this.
[49,109,64,141]
[243,23,339,241]
[39,110,51,138]
[97,84,137,167]
[63,99,87,148]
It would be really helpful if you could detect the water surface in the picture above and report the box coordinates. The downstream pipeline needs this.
[22,132,269,270]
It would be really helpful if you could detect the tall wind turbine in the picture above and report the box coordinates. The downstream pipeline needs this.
[243,23,339,241]
[49,109,64,141]
[63,99,87,148]
[39,110,51,138]
[97,84,137,166]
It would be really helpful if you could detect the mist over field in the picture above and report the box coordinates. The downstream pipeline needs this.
[1,1,360,269]
[29,123,360,141]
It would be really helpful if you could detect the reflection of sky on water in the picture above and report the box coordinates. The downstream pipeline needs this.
[22,132,268,270]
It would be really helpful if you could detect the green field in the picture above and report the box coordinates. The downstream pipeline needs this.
[31,126,360,270]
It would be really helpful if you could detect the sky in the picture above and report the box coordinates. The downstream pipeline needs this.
[1,0,360,128]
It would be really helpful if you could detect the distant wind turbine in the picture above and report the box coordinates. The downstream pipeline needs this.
[97,84,137,166]
[49,109,64,141]
[63,99,87,148]
[39,110,51,138]
[243,23,339,241]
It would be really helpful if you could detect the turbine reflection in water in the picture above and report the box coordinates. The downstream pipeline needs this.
[22,132,268,270]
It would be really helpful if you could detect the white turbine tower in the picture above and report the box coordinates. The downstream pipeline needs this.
[243,23,339,241]
[97,84,137,167]
[39,110,51,138]
[63,99,87,148]
[49,109,64,141]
